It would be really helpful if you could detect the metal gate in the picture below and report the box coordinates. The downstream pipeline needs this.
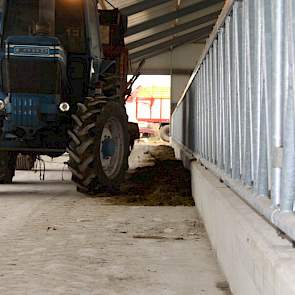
[172,0,295,241]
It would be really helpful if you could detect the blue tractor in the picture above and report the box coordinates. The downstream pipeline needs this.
[0,0,138,193]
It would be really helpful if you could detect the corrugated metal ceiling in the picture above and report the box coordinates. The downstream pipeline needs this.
[99,0,224,62]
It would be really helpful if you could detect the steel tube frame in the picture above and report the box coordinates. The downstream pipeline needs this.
[171,0,295,241]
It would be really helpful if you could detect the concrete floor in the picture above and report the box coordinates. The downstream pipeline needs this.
[0,144,229,295]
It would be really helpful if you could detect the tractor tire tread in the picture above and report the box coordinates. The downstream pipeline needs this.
[68,97,129,194]
[0,152,17,184]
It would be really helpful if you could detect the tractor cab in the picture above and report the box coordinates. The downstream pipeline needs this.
[0,0,101,149]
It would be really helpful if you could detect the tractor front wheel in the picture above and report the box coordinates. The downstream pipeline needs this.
[68,99,130,194]
[0,152,17,184]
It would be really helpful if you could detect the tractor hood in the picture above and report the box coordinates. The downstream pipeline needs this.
[3,35,66,95]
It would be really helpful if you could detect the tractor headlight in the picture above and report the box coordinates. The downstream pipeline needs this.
[0,100,5,111]
[59,102,70,112]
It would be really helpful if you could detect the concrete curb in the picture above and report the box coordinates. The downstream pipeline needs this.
[173,143,295,295]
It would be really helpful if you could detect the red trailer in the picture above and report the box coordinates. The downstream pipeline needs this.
[126,84,171,141]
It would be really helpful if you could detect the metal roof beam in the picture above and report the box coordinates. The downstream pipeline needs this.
[126,0,223,37]
[130,25,213,62]
[121,0,173,16]
[127,11,220,50]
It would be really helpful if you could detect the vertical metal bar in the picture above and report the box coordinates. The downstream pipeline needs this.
[209,52,212,163]
[203,64,206,159]
[271,0,285,206]
[204,61,207,160]
[188,87,191,150]
[256,0,271,197]
[232,2,242,180]
[208,53,212,162]
[206,56,211,161]
[280,0,295,212]
[240,0,246,182]
[255,26,269,196]
[280,75,295,211]
[210,47,215,164]
[257,77,269,195]
[198,75,201,155]
[213,40,218,166]
[200,65,204,157]
[198,74,202,156]
[205,57,209,160]
[263,0,273,195]
[237,2,243,179]
[242,0,253,186]
[228,18,234,175]
[230,5,237,179]
[249,0,262,190]
[200,66,205,157]
[195,76,199,154]
[192,80,196,152]
[184,92,191,148]
[202,61,208,159]
[218,28,225,170]
[224,17,232,175]
[191,81,194,151]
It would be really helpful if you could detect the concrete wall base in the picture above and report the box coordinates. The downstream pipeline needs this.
[173,142,295,295]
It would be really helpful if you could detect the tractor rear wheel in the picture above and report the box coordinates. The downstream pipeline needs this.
[68,99,130,194]
[0,152,17,184]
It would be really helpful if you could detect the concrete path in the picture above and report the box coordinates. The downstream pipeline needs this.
[0,145,229,295]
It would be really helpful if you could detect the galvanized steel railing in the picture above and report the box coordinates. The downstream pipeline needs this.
[172,0,295,240]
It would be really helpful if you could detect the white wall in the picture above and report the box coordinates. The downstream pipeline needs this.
[131,43,205,110]
[170,44,204,110]
[171,75,190,110]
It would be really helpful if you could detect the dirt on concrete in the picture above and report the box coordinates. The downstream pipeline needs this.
[106,145,195,206]
[0,143,231,295]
